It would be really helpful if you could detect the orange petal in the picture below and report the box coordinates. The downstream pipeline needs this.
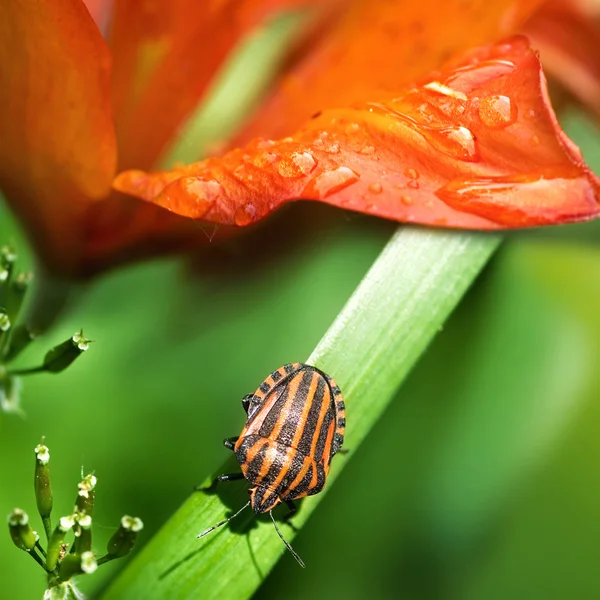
[114,37,600,230]
[0,0,116,272]
[236,0,546,143]
[109,0,340,170]
[524,0,600,121]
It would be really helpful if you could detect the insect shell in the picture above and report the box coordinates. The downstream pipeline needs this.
[199,362,345,567]
[236,362,345,513]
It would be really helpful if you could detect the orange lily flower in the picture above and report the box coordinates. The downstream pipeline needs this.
[1,0,599,278]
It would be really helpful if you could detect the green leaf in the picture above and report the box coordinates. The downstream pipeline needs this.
[101,228,500,600]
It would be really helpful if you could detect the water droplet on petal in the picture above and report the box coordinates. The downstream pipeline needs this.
[445,59,516,88]
[404,168,419,180]
[277,152,317,178]
[425,126,479,161]
[281,137,294,143]
[252,152,278,168]
[407,180,420,189]
[345,123,360,134]
[256,139,276,150]
[423,81,467,101]
[478,95,517,128]
[313,139,324,148]
[400,195,413,205]
[182,179,222,218]
[360,145,376,155]
[234,203,258,226]
[310,167,360,198]
[530,134,540,147]
[326,144,340,154]
[368,182,383,194]
[435,173,552,224]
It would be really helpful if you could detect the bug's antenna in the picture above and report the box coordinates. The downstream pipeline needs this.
[198,501,251,538]
[269,510,306,568]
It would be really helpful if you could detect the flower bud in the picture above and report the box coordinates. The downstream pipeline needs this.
[46,514,75,571]
[43,330,91,373]
[73,512,92,554]
[8,509,38,551]
[0,312,10,333]
[58,551,97,582]
[34,444,53,521]
[0,246,16,285]
[106,515,143,558]
[75,474,97,517]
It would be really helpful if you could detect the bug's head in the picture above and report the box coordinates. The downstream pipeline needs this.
[249,485,281,514]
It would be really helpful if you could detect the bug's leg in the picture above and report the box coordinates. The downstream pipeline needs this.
[196,472,245,492]
[223,437,238,451]
[216,473,245,484]
[241,394,253,414]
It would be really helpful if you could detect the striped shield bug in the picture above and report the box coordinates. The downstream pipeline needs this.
[199,362,345,567]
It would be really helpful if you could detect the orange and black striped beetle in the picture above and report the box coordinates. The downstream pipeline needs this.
[199,362,345,567]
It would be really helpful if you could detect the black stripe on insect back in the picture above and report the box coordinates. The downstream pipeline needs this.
[278,452,308,495]
[283,462,315,499]
[242,437,270,480]
[258,382,292,437]
[313,397,335,463]
[296,375,327,457]
[274,368,315,447]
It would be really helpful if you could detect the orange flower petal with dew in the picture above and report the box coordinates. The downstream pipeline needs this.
[115,37,600,230]
[0,0,116,272]
[236,0,547,143]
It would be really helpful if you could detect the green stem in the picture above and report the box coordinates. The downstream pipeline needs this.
[96,555,117,567]
[101,228,501,600]
[28,547,47,571]
[7,365,45,377]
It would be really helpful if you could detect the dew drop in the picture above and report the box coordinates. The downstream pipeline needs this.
[277,152,317,178]
[425,126,479,162]
[478,95,517,129]
[400,195,413,205]
[313,139,324,147]
[445,59,516,88]
[310,167,359,198]
[234,203,257,226]
[256,139,276,150]
[252,152,278,168]
[404,167,419,180]
[345,123,360,134]
[435,173,547,215]
[326,144,340,154]
[368,182,383,194]
[407,180,420,189]
[360,145,376,155]
[281,137,294,143]
[530,134,540,147]
[183,179,222,210]
[365,203,376,211]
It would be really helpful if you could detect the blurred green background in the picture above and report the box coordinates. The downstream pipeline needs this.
[1,109,600,600]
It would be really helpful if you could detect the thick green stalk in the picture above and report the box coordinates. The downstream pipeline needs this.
[102,228,500,600]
